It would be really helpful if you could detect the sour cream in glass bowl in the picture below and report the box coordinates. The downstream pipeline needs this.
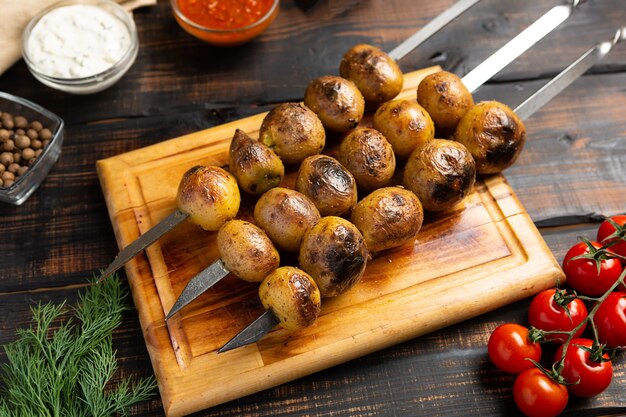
[22,0,139,94]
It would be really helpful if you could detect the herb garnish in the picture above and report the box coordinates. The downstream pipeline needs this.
[0,275,156,417]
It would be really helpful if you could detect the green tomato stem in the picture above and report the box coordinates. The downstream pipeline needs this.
[552,267,626,377]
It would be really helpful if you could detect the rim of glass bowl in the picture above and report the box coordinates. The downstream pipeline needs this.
[170,0,279,35]
[21,0,139,86]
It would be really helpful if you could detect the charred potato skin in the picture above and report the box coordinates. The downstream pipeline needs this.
[339,44,403,104]
[254,187,321,253]
[295,155,358,216]
[417,71,474,132]
[176,166,240,231]
[373,99,435,159]
[304,75,365,132]
[453,101,527,174]
[403,139,476,212]
[229,129,284,195]
[350,187,424,253]
[336,127,396,191]
[217,220,280,283]
[259,103,326,165]
[259,267,321,331]
[299,216,368,297]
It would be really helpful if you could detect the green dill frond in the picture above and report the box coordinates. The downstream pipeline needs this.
[0,275,156,417]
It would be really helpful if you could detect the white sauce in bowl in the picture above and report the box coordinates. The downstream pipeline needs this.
[27,4,131,79]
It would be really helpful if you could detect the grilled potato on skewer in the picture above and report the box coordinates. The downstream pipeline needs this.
[259,103,326,165]
[373,99,435,159]
[299,216,368,297]
[229,129,284,195]
[454,101,526,174]
[417,71,474,133]
[259,267,322,331]
[339,44,403,105]
[304,75,365,132]
[350,187,423,253]
[254,187,321,253]
[403,139,476,212]
[295,155,358,217]
[176,165,241,231]
[336,127,396,192]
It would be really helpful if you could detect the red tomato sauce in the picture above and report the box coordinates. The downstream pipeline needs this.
[178,0,275,30]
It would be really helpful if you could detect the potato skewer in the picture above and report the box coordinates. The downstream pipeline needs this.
[217,26,624,352]
[219,266,321,353]
[166,187,321,319]
[97,165,240,282]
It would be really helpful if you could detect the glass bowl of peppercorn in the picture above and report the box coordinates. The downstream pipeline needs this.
[0,92,64,205]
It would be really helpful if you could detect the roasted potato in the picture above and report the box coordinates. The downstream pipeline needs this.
[176,165,240,231]
[217,220,280,282]
[417,71,474,132]
[299,216,368,297]
[339,44,403,104]
[259,266,321,331]
[336,127,396,191]
[229,129,284,195]
[259,103,325,165]
[454,100,526,174]
[295,155,358,216]
[373,99,435,159]
[304,75,365,132]
[254,187,321,253]
[403,139,475,212]
[350,187,423,253]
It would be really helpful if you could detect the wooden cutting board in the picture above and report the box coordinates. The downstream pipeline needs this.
[97,66,564,417]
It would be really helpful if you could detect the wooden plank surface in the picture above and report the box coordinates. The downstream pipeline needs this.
[97,68,563,416]
[1,0,626,416]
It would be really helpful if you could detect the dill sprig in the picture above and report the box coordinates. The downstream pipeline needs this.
[0,275,157,417]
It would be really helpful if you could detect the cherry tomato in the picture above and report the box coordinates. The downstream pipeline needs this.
[597,215,626,262]
[513,368,568,417]
[488,323,542,374]
[528,289,587,343]
[593,292,626,348]
[555,338,613,397]
[562,241,623,296]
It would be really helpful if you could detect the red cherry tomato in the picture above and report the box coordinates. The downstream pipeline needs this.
[528,289,587,343]
[593,292,626,349]
[488,323,542,374]
[555,338,613,397]
[513,368,568,417]
[562,241,623,296]
[597,215,626,262]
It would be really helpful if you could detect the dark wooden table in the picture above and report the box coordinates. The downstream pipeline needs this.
[1,0,626,416]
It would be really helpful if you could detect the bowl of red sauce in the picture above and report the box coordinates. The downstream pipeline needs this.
[171,0,279,46]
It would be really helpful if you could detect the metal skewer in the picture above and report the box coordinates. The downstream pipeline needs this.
[388,0,483,60]
[461,0,586,93]
[514,26,626,120]
[165,259,230,320]
[97,210,189,283]
[217,27,626,353]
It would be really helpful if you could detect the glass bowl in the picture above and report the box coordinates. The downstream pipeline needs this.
[0,92,64,205]
[171,0,280,47]
[21,0,139,95]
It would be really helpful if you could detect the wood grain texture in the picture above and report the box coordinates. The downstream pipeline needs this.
[97,68,563,416]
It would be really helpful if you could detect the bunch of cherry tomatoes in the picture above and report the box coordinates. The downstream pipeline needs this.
[487,215,626,417]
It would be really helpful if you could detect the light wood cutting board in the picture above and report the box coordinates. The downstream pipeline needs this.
[97,66,564,417]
